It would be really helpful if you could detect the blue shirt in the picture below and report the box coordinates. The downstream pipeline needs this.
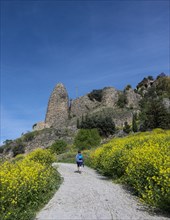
[76,153,83,162]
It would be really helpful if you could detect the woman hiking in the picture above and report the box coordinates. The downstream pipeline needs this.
[75,151,84,173]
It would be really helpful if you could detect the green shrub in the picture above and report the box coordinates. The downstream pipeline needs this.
[74,129,101,150]
[125,84,132,90]
[80,114,116,137]
[57,151,77,163]
[123,121,131,134]
[12,145,25,157]
[117,93,127,108]
[132,113,138,132]
[2,140,13,145]
[88,89,103,102]
[0,146,5,153]
[139,98,170,130]
[27,148,56,166]
[49,140,67,154]
[2,144,13,153]
[23,132,36,142]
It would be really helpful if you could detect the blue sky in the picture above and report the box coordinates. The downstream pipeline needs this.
[1,0,169,144]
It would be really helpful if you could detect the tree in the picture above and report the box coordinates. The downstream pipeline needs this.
[139,80,170,130]
[117,93,127,108]
[140,99,170,130]
[3,139,13,145]
[0,146,5,153]
[49,140,67,154]
[156,72,166,79]
[123,122,131,134]
[132,113,138,132]
[88,89,103,102]
[148,75,154,81]
[77,118,80,129]
[12,145,25,157]
[136,77,148,89]
[80,114,116,137]
[23,132,35,142]
[125,84,132,90]
[155,76,170,98]
[97,116,116,137]
[74,129,101,150]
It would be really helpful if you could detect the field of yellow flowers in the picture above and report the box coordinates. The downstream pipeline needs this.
[0,148,61,220]
[90,129,170,211]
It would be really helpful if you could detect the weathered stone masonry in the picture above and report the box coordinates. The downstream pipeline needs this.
[33,82,142,131]
[45,83,69,129]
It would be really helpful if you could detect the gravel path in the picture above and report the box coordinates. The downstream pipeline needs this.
[36,163,169,220]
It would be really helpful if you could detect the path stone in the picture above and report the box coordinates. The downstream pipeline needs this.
[36,163,169,220]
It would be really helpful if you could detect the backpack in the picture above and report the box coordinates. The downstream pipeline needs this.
[78,154,83,160]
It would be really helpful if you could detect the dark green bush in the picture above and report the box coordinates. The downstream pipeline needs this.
[139,84,170,130]
[80,114,116,137]
[123,121,131,134]
[77,118,80,128]
[88,89,103,102]
[148,75,154,80]
[1,140,13,154]
[3,139,13,145]
[23,131,36,142]
[49,140,67,154]
[0,146,5,153]
[12,145,25,157]
[117,93,127,108]
[132,113,138,132]
[125,84,132,90]
[74,129,101,150]
[156,76,170,98]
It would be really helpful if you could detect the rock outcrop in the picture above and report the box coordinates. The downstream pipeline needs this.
[70,95,100,118]
[45,83,69,129]
[125,88,142,108]
[163,98,170,112]
[32,122,49,131]
[101,87,119,107]
[33,82,142,131]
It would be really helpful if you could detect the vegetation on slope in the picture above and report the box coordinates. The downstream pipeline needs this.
[79,114,116,137]
[89,129,170,211]
[0,149,61,220]
[0,72,169,220]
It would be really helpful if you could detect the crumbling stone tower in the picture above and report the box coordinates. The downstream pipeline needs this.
[45,83,69,129]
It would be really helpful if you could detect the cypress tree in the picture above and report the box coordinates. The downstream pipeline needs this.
[132,113,138,132]
[123,121,131,134]
[77,118,80,129]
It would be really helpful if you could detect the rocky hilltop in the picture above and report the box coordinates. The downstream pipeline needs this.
[2,73,169,157]
[33,83,141,131]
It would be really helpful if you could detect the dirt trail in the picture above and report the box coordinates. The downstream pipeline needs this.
[36,163,169,220]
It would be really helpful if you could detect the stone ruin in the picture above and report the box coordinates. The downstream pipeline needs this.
[33,83,142,131]
[45,83,69,129]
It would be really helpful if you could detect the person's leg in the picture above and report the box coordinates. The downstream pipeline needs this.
[77,162,79,171]
[79,162,83,173]
[77,162,81,172]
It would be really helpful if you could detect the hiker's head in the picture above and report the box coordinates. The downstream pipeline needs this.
[78,150,81,154]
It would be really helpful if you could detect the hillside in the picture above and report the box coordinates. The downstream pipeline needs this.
[1,72,170,158]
